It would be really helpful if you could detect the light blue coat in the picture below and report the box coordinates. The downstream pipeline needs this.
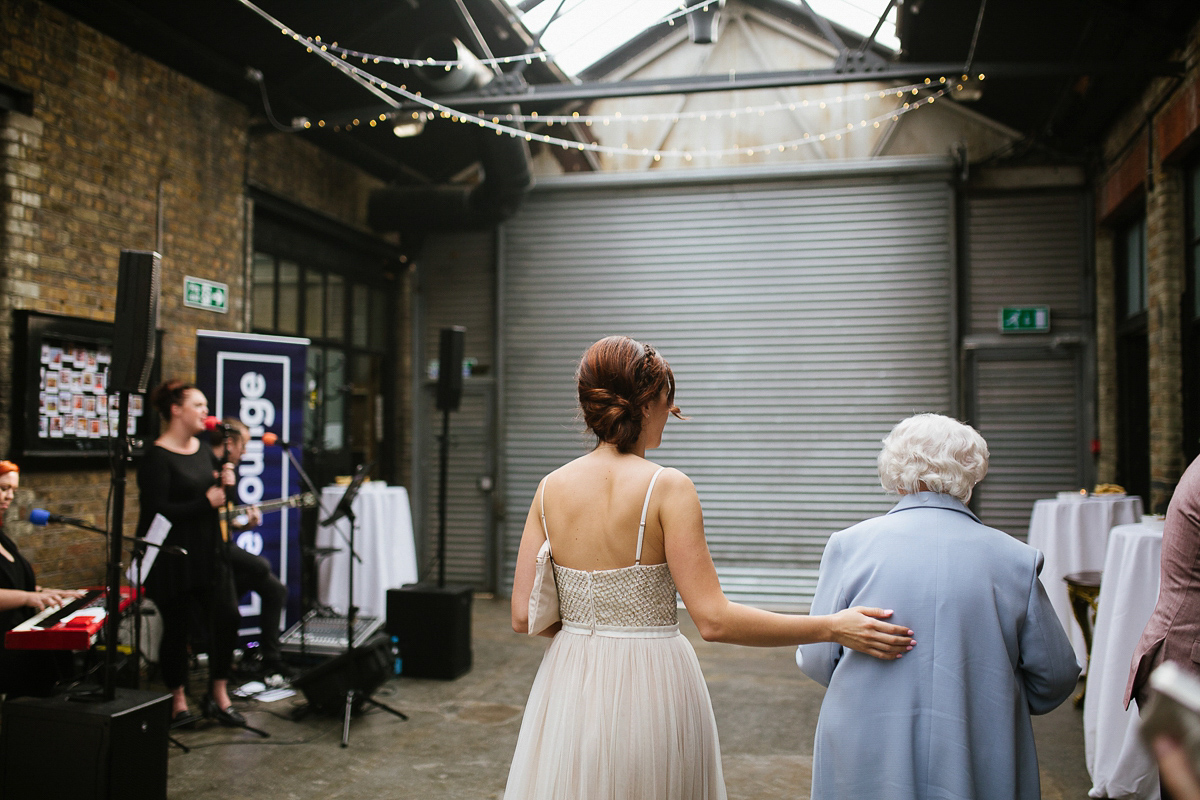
[797,492,1080,800]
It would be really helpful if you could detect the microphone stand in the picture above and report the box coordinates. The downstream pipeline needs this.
[278,442,359,564]
[316,463,405,747]
[103,390,132,702]
[35,515,183,696]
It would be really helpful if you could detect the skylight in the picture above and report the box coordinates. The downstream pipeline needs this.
[503,0,899,76]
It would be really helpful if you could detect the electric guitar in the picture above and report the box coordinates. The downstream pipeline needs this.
[221,492,318,541]
[233,491,318,516]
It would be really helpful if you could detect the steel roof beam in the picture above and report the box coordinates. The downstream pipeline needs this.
[328,60,1184,121]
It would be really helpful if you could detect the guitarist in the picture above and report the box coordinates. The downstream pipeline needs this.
[210,418,291,679]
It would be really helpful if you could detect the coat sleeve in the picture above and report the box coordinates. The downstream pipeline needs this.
[796,532,848,687]
[1018,550,1082,715]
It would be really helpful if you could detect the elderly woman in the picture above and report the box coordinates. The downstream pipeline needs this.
[797,413,1080,800]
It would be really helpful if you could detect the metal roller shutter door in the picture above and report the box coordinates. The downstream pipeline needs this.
[965,193,1089,540]
[416,231,496,589]
[501,166,954,608]
[970,355,1083,539]
[966,194,1087,335]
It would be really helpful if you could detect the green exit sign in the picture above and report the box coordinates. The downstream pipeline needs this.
[184,276,229,313]
[1000,305,1049,333]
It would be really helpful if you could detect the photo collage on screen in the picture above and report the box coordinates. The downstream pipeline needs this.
[37,340,144,440]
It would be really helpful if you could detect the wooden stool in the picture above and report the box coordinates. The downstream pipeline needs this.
[1064,570,1103,706]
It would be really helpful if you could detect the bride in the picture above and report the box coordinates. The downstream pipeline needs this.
[504,335,914,800]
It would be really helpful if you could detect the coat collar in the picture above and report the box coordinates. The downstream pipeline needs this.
[886,491,981,524]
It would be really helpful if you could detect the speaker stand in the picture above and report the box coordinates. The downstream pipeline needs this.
[340,687,407,748]
[338,508,405,747]
[316,485,408,746]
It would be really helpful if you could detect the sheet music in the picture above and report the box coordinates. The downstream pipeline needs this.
[126,513,170,585]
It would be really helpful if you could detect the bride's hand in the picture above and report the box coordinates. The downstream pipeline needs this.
[830,607,915,659]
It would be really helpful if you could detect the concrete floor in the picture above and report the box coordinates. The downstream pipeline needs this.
[162,597,1093,800]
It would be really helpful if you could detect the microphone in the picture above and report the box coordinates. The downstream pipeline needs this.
[204,416,235,434]
[30,508,88,527]
[261,432,298,448]
[30,510,188,555]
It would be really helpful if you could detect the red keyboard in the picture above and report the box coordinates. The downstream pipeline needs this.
[6,587,137,651]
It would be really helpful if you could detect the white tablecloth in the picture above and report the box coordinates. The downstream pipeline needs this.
[1083,520,1163,799]
[1027,496,1143,670]
[316,484,418,621]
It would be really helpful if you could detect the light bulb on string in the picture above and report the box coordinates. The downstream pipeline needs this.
[236,0,946,164]
[304,0,719,70]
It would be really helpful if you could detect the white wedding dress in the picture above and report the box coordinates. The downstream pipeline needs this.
[504,467,726,799]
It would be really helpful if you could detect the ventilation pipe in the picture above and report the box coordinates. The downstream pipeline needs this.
[368,103,533,233]
[413,37,495,94]
[687,0,726,44]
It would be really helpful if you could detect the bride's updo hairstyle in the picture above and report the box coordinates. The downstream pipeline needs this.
[577,336,684,453]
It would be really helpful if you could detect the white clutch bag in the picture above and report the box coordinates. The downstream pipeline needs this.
[527,538,560,635]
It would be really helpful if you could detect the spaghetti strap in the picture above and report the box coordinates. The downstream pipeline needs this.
[539,478,552,556]
[635,467,667,565]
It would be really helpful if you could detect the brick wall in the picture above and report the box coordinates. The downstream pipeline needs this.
[1093,15,1200,507]
[1146,164,1185,512]
[0,0,407,586]
[1094,227,1118,484]
[247,132,380,233]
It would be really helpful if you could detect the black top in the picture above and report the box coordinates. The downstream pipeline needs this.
[0,529,36,638]
[135,443,220,598]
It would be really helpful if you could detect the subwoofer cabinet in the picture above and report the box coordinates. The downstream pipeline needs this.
[1,688,171,799]
[386,584,473,680]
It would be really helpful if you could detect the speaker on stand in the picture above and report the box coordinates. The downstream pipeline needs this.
[109,250,160,394]
[105,249,161,698]
[435,326,464,588]
[388,327,474,680]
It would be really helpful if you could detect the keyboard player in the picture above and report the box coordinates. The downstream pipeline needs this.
[0,460,85,696]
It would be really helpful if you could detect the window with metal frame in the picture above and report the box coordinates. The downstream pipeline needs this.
[250,240,394,484]
[1114,212,1149,507]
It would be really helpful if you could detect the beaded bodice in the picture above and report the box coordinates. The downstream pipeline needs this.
[541,465,675,631]
[553,562,678,628]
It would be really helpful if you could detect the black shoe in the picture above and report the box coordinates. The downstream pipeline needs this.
[200,694,247,727]
[171,709,200,730]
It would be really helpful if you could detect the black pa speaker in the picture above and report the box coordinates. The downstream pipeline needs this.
[387,584,472,679]
[0,688,171,799]
[291,633,393,714]
[436,326,466,412]
[109,249,161,393]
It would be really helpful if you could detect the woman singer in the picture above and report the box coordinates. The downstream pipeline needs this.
[136,380,243,728]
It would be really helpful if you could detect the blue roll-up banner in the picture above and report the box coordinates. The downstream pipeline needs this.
[196,331,308,649]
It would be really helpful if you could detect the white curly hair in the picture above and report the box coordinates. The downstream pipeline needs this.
[877,413,989,503]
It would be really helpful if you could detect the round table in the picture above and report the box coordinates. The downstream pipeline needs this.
[1027,495,1143,671]
[1082,520,1164,800]
[317,483,419,621]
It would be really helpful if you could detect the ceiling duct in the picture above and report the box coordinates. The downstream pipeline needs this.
[413,36,495,93]
[687,0,726,44]
[367,104,533,233]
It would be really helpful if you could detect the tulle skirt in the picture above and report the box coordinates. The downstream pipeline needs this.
[504,623,726,800]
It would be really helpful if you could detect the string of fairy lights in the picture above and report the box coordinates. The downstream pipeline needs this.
[234,0,978,161]
[317,0,723,69]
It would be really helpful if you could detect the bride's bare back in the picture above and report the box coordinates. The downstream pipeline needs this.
[542,449,669,571]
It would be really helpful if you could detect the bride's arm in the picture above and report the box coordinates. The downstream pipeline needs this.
[510,478,560,637]
[662,469,913,657]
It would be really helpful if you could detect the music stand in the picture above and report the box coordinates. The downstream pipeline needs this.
[315,462,406,746]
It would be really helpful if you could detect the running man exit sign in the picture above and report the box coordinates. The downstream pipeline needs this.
[1000,306,1049,333]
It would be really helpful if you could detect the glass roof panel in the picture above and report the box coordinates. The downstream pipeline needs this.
[503,0,898,76]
